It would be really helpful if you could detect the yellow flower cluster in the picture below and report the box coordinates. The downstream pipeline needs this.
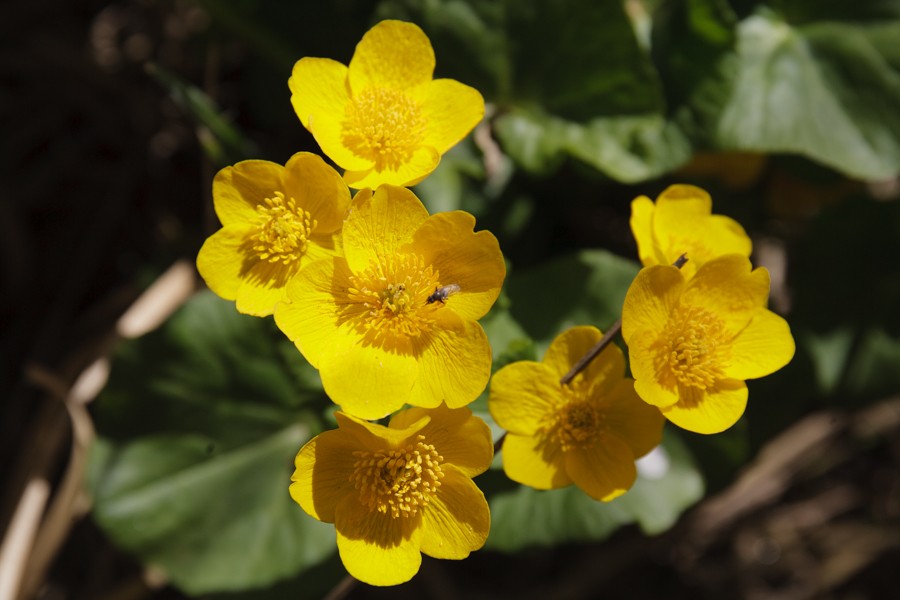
[195,20,795,588]
[197,21,497,586]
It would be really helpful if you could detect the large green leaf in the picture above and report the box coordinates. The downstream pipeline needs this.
[88,292,336,595]
[664,1,900,179]
[486,429,704,551]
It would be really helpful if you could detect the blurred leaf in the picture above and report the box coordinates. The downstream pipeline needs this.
[379,0,687,181]
[494,110,692,182]
[505,249,640,350]
[666,4,900,179]
[146,63,257,166]
[89,292,336,594]
[486,429,704,551]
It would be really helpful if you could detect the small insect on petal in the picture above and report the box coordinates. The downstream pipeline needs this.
[426,284,461,304]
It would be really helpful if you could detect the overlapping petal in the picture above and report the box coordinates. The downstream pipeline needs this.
[566,434,636,502]
[276,187,503,418]
[623,253,794,434]
[196,153,351,317]
[501,432,570,489]
[406,211,505,321]
[419,468,490,559]
[629,184,751,278]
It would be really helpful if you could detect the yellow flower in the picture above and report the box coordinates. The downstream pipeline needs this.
[196,152,351,316]
[488,326,664,502]
[630,184,751,278]
[290,404,492,586]
[621,254,795,434]
[289,20,485,189]
[274,184,505,419]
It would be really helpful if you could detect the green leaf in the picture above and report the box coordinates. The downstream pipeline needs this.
[494,110,692,182]
[486,429,704,551]
[673,5,900,179]
[505,250,640,350]
[379,0,688,181]
[89,292,336,594]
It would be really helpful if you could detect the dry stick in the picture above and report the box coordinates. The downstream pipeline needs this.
[493,254,688,456]
[559,253,688,386]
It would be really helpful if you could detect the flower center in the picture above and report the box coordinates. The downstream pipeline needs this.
[341,87,427,171]
[345,253,441,342]
[249,191,316,264]
[660,304,729,389]
[542,384,603,452]
[350,435,444,518]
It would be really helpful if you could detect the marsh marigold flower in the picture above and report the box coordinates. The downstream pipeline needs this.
[290,405,492,586]
[488,326,664,501]
[196,152,351,316]
[275,184,505,419]
[630,184,751,279]
[622,254,795,434]
[289,20,485,189]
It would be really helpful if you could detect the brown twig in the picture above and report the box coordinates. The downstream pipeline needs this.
[558,253,689,386]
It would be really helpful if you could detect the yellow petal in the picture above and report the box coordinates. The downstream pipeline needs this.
[566,434,637,502]
[681,255,769,331]
[542,326,625,392]
[321,337,418,420]
[274,258,347,368]
[391,405,493,477]
[420,78,484,153]
[289,429,358,523]
[348,20,435,94]
[342,186,429,274]
[406,211,505,321]
[235,259,297,317]
[213,160,285,226]
[628,329,680,408]
[629,195,661,267]
[501,432,571,489]
[419,467,490,559]
[727,308,795,379]
[282,152,351,233]
[488,361,559,435]
[196,226,251,302]
[342,145,441,189]
[289,58,373,172]
[337,410,430,449]
[596,379,665,458]
[409,314,491,410]
[661,380,748,434]
[335,496,423,586]
[621,264,685,344]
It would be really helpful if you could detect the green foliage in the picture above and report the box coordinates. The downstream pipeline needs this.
[88,292,336,594]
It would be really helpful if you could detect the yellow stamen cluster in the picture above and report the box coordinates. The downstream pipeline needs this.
[250,191,317,264]
[542,384,603,452]
[660,304,729,389]
[342,87,427,171]
[350,435,444,518]
[346,253,440,340]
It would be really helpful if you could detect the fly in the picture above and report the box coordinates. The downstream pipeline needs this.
[426,283,461,304]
